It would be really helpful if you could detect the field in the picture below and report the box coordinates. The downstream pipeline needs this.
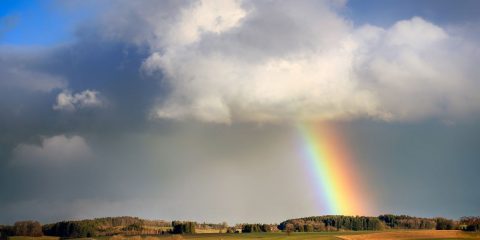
[7,230,480,240]
[338,230,480,240]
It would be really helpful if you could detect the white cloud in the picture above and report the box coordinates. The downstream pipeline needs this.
[53,89,104,111]
[166,0,247,46]
[354,17,480,121]
[12,135,92,165]
[106,1,480,123]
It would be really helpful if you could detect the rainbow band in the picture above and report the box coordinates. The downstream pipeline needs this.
[297,123,365,215]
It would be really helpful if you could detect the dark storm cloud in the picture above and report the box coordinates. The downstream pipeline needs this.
[0,33,162,146]
[0,25,171,224]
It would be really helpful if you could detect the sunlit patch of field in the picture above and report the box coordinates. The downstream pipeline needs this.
[97,232,366,240]
[135,232,344,239]
[193,229,222,234]
[141,226,172,231]
[337,230,480,240]
[124,231,480,240]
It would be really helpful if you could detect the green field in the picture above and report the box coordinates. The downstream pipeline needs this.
[151,231,364,239]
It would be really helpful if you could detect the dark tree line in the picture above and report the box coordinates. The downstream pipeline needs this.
[279,215,385,231]
[460,216,480,231]
[241,224,272,233]
[13,221,43,237]
[43,221,96,238]
[378,214,437,229]
[0,221,43,238]
[278,215,466,232]
[172,221,195,234]
[41,216,170,237]
[90,216,144,228]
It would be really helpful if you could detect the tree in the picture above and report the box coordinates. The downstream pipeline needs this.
[172,221,196,234]
[305,224,314,232]
[284,223,294,234]
[435,218,455,230]
[13,221,42,237]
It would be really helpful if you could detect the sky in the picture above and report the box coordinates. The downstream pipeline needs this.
[0,0,479,224]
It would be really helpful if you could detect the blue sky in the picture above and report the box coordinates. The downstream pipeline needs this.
[0,0,92,45]
[346,0,480,26]
[0,0,479,224]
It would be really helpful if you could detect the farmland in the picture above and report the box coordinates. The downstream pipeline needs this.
[7,230,480,240]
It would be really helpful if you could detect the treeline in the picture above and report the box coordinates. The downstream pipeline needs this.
[43,221,96,238]
[240,224,275,233]
[0,221,43,239]
[197,222,227,230]
[278,215,385,232]
[2,215,479,238]
[88,216,143,228]
[278,215,475,232]
[378,214,437,229]
[0,216,170,239]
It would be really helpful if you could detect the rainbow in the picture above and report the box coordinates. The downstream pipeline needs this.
[297,122,368,215]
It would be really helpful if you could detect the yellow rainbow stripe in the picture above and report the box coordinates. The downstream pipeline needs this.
[297,122,367,215]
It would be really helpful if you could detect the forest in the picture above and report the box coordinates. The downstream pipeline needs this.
[277,215,464,232]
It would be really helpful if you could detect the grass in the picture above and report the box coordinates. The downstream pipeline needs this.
[104,232,349,239]
[8,237,59,240]
[8,230,480,240]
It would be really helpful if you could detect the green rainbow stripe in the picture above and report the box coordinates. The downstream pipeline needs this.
[297,122,367,215]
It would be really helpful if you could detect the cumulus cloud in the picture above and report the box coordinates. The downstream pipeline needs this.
[103,0,480,123]
[12,135,92,165]
[53,90,104,111]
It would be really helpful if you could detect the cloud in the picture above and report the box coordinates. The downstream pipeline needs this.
[0,1,478,124]
[12,135,92,165]
[353,17,480,121]
[98,0,479,123]
[53,90,104,111]
[165,0,247,47]
[0,63,66,92]
[0,48,67,101]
